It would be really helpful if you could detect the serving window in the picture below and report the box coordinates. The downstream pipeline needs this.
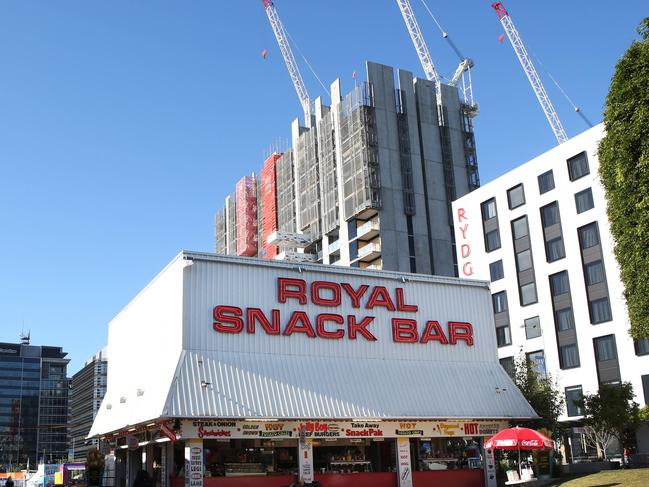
[414,437,483,471]
[202,439,297,477]
[312,438,395,474]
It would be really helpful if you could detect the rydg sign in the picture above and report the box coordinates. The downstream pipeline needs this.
[212,278,474,346]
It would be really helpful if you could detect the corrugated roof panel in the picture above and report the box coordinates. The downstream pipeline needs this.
[165,351,537,420]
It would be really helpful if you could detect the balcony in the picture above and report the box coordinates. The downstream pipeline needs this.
[267,231,311,248]
[328,239,341,254]
[275,250,317,263]
[356,219,380,241]
[357,240,381,262]
[360,259,382,270]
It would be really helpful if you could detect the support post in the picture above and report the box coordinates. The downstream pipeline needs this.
[184,440,203,487]
[483,443,497,487]
[298,436,314,484]
[395,438,413,487]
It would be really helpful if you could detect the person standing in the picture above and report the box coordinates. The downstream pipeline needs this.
[5,477,14,487]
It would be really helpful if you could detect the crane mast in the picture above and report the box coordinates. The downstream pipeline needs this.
[492,1,568,144]
[395,0,441,101]
[262,0,312,123]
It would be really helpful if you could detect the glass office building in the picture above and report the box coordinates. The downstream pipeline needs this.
[0,339,70,468]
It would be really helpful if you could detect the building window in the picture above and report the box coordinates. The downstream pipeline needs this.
[584,260,605,286]
[485,230,501,252]
[538,170,555,194]
[575,188,595,213]
[512,216,529,240]
[590,297,612,324]
[550,271,570,296]
[541,202,561,227]
[559,344,581,369]
[520,282,538,306]
[594,335,617,362]
[578,223,600,249]
[643,375,649,406]
[635,339,649,356]
[568,152,590,181]
[565,386,584,417]
[500,356,515,378]
[490,260,504,282]
[516,249,533,272]
[555,308,575,331]
[546,237,566,262]
[482,198,497,220]
[492,291,508,314]
[525,316,541,339]
[527,350,546,377]
[508,184,526,209]
[496,325,512,347]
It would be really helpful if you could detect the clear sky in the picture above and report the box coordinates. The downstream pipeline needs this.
[0,0,645,374]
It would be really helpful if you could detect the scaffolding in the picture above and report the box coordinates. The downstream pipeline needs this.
[462,105,480,191]
[275,150,297,235]
[395,88,416,216]
[338,81,381,221]
[226,194,236,255]
[214,209,227,254]
[317,108,339,235]
[260,153,282,259]
[235,176,258,257]
[437,104,457,225]
[295,126,322,238]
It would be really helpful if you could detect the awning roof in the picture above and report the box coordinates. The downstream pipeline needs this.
[163,351,537,420]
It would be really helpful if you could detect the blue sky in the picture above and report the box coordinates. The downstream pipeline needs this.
[0,0,645,373]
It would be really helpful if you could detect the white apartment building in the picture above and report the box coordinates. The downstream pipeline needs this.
[452,124,649,457]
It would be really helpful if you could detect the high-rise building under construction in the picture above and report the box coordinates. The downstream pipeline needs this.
[214,61,479,276]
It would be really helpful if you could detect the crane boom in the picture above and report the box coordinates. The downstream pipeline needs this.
[262,0,311,122]
[492,2,568,144]
[395,0,441,100]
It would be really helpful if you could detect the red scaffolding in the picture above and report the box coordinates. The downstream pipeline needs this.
[260,153,282,259]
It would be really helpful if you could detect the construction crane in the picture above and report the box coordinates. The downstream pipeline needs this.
[395,0,442,102]
[262,0,312,123]
[492,1,568,144]
[395,0,476,110]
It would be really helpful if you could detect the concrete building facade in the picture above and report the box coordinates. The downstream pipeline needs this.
[214,61,479,276]
[69,348,108,462]
[0,337,70,467]
[452,124,649,458]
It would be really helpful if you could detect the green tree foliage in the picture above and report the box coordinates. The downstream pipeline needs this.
[598,18,649,339]
[511,354,564,438]
[577,382,639,459]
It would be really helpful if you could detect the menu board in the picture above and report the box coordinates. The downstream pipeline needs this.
[179,420,508,440]
[184,441,203,487]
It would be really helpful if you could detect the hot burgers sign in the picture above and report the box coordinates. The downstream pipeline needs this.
[212,277,475,346]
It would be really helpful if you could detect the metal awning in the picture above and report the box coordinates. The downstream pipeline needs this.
[163,351,537,420]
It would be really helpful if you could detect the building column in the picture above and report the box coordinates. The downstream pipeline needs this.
[184,440,203,487]
[395,438,413,487]
[145,444,154,474]
[160,442,173,487]
[126,448,138,487]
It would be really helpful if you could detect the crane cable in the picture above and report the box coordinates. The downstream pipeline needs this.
[531,52,594,127]
[418,0,465,60]
[284,30,330,101]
